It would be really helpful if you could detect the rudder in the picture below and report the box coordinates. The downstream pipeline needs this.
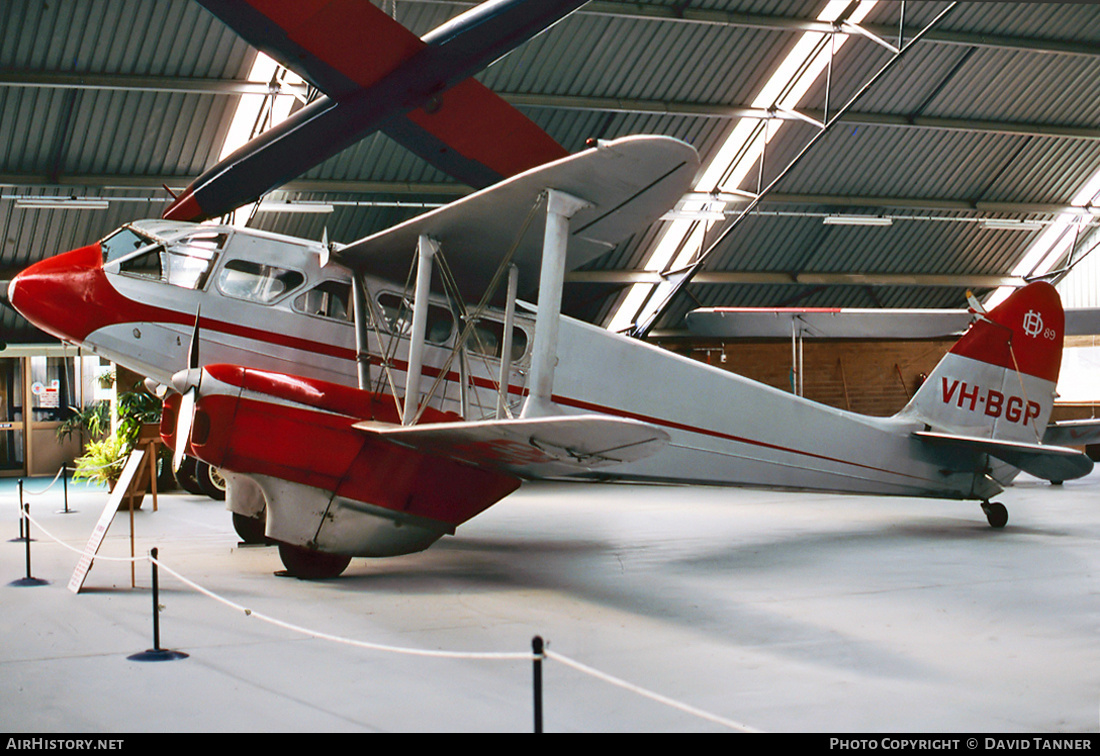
[899,282,1064,444]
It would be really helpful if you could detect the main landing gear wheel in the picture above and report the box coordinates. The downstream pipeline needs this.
[276,543,351,580]
[196,462,227,501]
[981,501,1009,529]
[174,456,205,495]
[232,511,268,545]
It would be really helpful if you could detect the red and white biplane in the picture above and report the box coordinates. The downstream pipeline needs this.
[6,1,1097,578]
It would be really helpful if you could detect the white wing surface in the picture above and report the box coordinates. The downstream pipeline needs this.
[336,135,699,302]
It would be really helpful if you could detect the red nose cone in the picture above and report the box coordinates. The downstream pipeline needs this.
[9,244,105,343]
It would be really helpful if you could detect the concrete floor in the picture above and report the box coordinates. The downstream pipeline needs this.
[2,469,1099,733]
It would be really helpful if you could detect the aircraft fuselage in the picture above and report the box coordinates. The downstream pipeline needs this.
[10,220,1011,504]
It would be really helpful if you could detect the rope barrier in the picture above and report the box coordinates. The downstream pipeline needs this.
[18,465,67,496]
[545,649,761,733]
[10,482,759,732]
[151,556,532,662]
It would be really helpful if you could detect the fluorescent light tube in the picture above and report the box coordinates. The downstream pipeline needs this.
[15,198,109,210]
[982,219,1044,231]
[822,215,893,226]
[256,201,334,214]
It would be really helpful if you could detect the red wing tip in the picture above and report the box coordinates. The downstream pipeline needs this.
[162,189,204,222]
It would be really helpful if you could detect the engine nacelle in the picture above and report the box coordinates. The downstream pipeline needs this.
[161,365,521,557]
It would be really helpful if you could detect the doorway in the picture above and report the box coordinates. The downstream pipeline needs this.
[0,357,26,474]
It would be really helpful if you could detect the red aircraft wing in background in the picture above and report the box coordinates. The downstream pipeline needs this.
[163,0,582,223]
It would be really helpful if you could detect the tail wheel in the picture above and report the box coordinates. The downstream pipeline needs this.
[196,461,227,501]
[276,543,351,580]
[981,501,1009,529]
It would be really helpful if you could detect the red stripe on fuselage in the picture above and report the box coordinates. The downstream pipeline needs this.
[551,394,929,484]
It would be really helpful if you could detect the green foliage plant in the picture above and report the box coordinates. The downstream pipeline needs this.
[71,382,162,487]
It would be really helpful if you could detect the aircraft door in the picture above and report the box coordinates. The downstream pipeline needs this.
[0,357,25,474]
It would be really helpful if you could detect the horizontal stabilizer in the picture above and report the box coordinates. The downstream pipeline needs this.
[1043,418,1100,448]
[914,431,1094,482]
[354,414,670,479]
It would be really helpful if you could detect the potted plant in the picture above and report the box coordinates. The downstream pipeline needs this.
[71,380,163,505]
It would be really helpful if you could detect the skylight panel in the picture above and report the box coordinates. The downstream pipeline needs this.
[607,0,881,333]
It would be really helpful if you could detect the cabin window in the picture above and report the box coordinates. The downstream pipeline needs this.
[216,259,304,304]
[101,227,155,265]
[377,292,453,345]
[467,319,529,362]
[294,280,353,322]
[107,228,224,291]
[117,246,165,280]
[164,232,226,290]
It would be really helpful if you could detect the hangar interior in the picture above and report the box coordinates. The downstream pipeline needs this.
[1,1,1099,458]
[2,1,1100,734]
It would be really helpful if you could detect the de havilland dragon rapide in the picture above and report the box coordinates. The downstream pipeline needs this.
[6,0,1096,578]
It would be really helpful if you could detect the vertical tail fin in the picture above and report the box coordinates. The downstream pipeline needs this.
[899,282,1064,444]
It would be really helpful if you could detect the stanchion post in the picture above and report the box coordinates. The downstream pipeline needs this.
[23,499,31,577]
[127,548,188,662]
[9,496,48,587]
[17,479,24,541]
[61,466,70,514]
[532,635,545,733]
[151,547,162,649]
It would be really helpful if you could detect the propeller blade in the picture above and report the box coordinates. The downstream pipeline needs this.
[172,305,201,473]
[188,306,201,369]
[173,386,195,473]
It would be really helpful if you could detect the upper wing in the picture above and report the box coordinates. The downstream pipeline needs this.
[163,0,583,222]
[335,135,700,303]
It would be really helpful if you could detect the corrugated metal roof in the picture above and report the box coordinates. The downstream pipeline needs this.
[1,0,1099,344]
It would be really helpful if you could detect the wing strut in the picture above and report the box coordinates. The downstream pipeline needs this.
[351,274,371,392]
[522,189,590,418]
[405,195,545,426]
[404,235,439,424]
[496,264,520,420]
